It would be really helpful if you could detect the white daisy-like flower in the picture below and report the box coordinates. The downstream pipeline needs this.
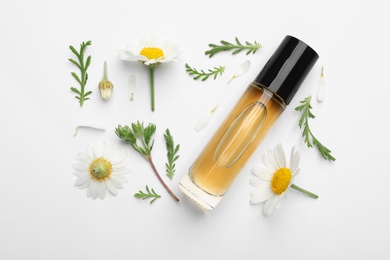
[119,35,182,66]
[119,35,183,111]
[250,143,319,216]
[73,141,130,199]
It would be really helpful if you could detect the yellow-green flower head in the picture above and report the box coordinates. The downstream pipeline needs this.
[118,35,183,66]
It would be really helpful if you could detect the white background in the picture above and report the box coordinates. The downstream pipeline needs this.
[1,0,389,259]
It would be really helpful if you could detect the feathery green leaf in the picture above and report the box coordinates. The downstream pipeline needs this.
[134,185,161,204]
[164,129,180,180]
[69,40,92,106]
[185,63,225,81]
[205,37,261,58]
[295,96,336,161]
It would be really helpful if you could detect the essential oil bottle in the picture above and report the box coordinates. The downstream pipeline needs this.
[179,35,319,210]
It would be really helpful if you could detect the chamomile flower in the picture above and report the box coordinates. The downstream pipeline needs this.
[73,141,130,199]
[119,35,183,111]
[249,144,317,216]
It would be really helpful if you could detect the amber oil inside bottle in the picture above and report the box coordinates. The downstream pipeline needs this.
[188,82,286,197]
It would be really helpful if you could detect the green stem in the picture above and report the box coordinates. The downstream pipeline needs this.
[148,65,156,111]
[103,61,108,80]
[290,184,318,199]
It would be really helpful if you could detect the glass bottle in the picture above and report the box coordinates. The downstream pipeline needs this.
[179,35,319,210]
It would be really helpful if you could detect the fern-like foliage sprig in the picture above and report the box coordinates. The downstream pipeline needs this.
[164,129,180,180]
[115,122,179,202]
[295,96,336,161]
[69,40,92,106]
[185,63,225,81]
[205,37,261,58]
[134,186,161,204]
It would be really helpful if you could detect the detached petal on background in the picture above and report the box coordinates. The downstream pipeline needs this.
[317,66,326,102]
[228,60,251,84]
[74,124,106,137]
[194,105,218,132]
[128,74,137,101]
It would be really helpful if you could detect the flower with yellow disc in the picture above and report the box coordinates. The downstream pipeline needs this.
[249,143,318,216]
[73,141,130,199]
[119,35,182,111]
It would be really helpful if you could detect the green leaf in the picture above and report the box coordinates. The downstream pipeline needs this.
[69,40,92,106]
[295,95,336,161]
[185,63,225,81]
[134,185,161,204]
[205,37,261,58]
[71,72,82,85]
[68,58,81,70]
[164,129,180,180]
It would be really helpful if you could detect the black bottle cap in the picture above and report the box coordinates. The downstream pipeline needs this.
[254,35,319,105]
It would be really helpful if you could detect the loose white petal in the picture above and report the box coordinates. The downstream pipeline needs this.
[127,74,137,101]
[74,124,106,137]
[317,66,326,102]
[194,105,218,132]
[228,60,251,84]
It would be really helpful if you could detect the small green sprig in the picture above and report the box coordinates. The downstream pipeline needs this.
[69,40,92,106]
[205,37,261,58]
[185,63,225,81]
[134,185,161,204]
[295,96,336,161]
[115,122,179,202]
[164,129,180,180]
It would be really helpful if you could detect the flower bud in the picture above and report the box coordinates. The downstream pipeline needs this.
[99,79,113,100]
[99,61,113,100]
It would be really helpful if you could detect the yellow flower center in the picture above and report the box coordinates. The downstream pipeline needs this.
[271,167,292,194]
[140,47,164,60]
[89,157,112,181]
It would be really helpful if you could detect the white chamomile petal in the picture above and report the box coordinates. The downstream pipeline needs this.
[317,66,326,102]
[72,142,130,199]
[261,152,276,172]
[262,195,279,216]
[228,60,251,84]
[194,105,218,132]
[128,74,136,101]
[74,124,105,137]
[73,162,88,172]
[251,165,272,181]
[250,188,274,204]
[74,174,90,186]
[274,143,286,168]
[106,179,119,196]
[97,182,107,199]
[289,146,300,173]
[93,141,106,158]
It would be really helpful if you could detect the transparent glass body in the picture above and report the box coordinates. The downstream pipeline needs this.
[179,82,286,209]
